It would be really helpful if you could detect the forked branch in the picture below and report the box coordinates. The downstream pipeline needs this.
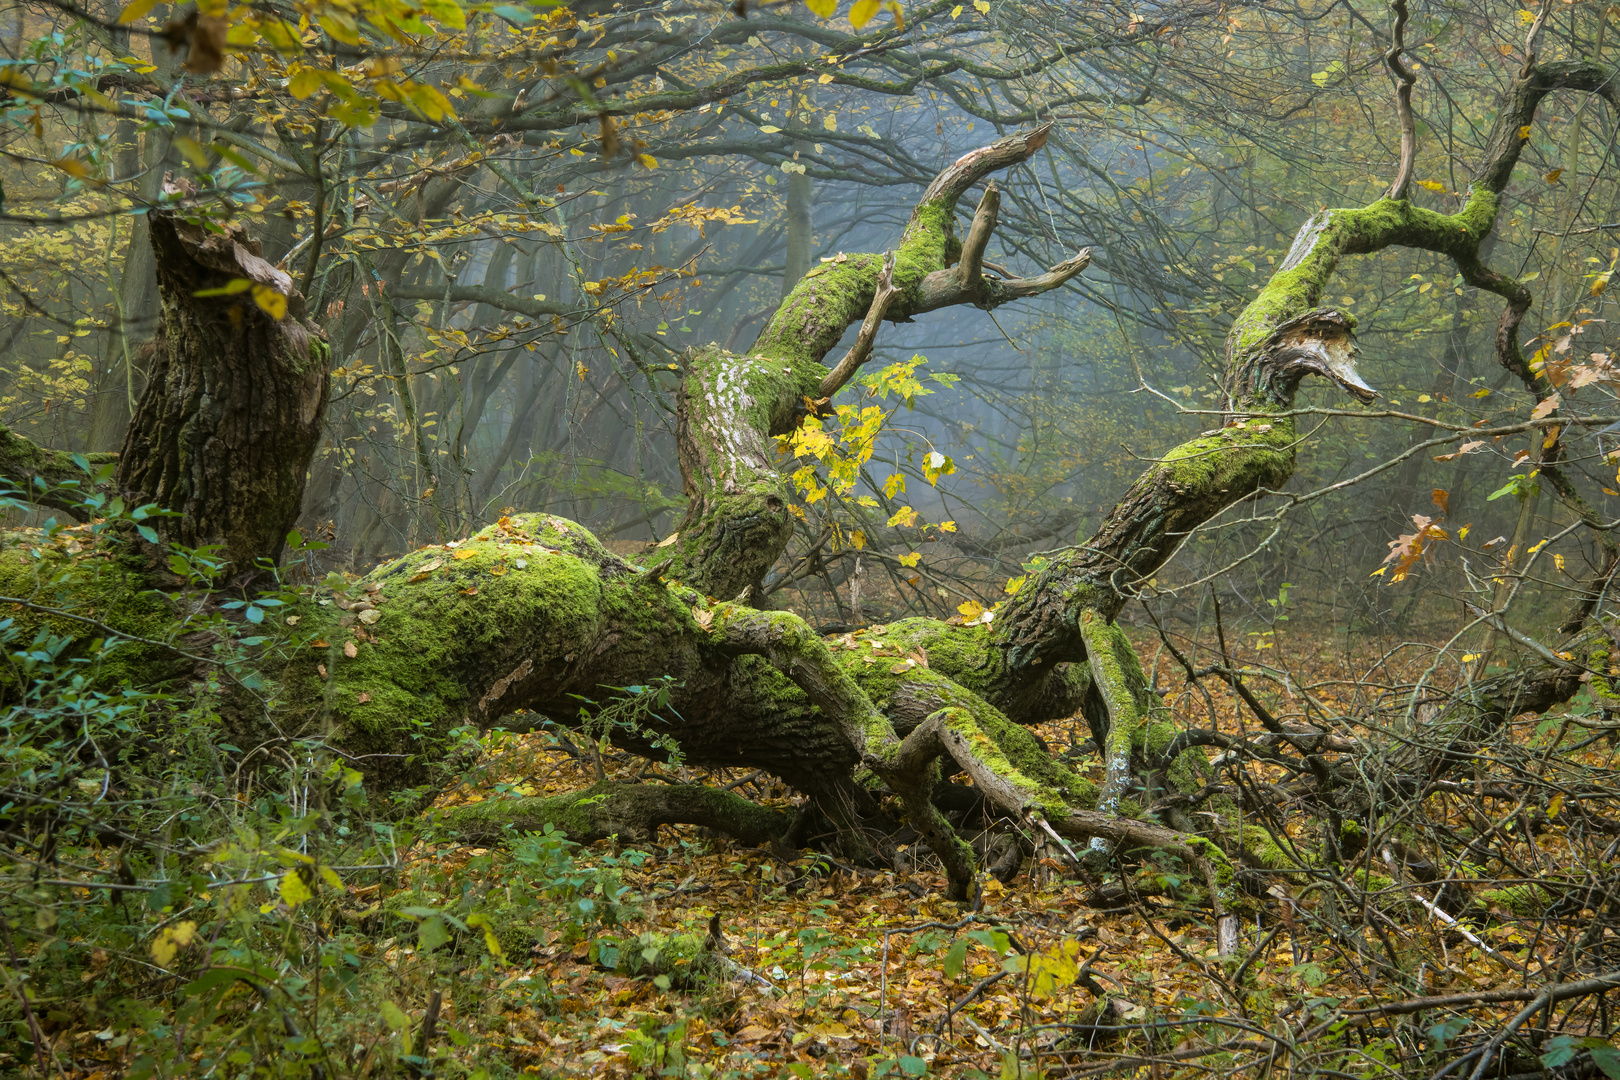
[818,251,901,400]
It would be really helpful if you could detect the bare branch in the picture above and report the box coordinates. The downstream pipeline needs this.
[818,251,900,400]
[956,183,1001,289]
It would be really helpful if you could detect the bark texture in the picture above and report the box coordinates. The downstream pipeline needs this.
[117,211,330,579]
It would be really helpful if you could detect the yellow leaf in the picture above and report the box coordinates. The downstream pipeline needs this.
[823,113,837,131]
[1471,388,1491,398]
[49,157,91,179]
[759,125,782,133]
[465,912,505,958]
[957,599,984,620]
[576,361,589,381]
[1548,793,1565,818]
[850,0,881,26]
[1416,179,1446,192]
[636,153,658,169]
[452,549,479,560]
[818,73,835,83]
[172,136,209,169]
[885,0,904,26]
[897,552,921,567]
[1546,168,1564,184]
[118,0,158,21]
[288,67,324,99]
[804,0,837,15]
[150,921,198,966]
[1554,553,1566,572]
[1462,652,1481,662]
[951,3,963,15]
[1519,125,1533,139]
[280,871,313,908]
[974,0,991,11]
[251,284,288,320]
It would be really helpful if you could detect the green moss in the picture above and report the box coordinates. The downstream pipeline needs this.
[317,513,647,786]
[1080,613,1149,819]
[1159,417,1297,492]
[1477,883,1552,916]
[0,538,184,694]
[1351,870,1397,893]
[1241,825,1308,877]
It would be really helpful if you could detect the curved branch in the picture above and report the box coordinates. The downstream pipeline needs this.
[1383,0,1417,201]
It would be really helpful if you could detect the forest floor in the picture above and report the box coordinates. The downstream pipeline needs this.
[383,618,1611,1080]
[39,618,1611,1080]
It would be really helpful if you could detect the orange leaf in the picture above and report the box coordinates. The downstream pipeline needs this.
[1432,488,1450,515]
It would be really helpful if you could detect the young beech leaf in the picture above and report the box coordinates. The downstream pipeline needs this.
[379,1000,409,1031]
[943,938,968,978]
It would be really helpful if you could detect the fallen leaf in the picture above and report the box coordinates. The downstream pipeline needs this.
[419,558,444,573]
[357,692,371,704]
[312,639,330,649]
[657,532,680,548]
[317,664,328,678]
[358,608,381,625]
[344,641,358,658]
[693,607,714,629]
[453,549,478,561]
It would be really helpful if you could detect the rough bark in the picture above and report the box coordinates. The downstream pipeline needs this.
[117,210,330,580]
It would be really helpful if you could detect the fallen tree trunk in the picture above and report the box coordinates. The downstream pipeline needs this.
[3,49,1617,912]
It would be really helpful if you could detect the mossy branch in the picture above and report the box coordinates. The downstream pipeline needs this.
[0,426,114,522]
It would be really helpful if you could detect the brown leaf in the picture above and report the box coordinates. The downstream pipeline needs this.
[311,639,330,649]
[1432,488,1450,515]
[182,14,227,73]
[1531,392,1561,420]
[344,641,358,659]
[1434,438,1487,462]
[357,692,371,704]
[317,664,328,678]
[692,607,714,630]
